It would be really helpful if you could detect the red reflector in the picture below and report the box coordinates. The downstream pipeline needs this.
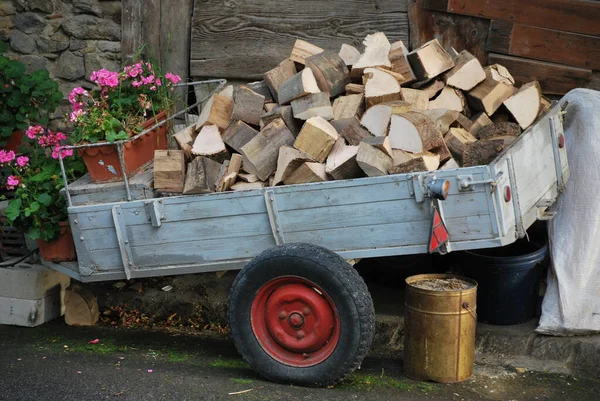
[428,208,449,253]
[504,186,512,202]
[558,134,565,149]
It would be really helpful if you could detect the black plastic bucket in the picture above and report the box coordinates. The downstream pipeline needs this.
[459,239,548,325]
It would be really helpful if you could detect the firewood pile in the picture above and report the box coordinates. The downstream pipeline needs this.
[154,33,551,194]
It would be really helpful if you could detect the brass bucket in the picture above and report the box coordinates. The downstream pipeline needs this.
[403,274,477,383]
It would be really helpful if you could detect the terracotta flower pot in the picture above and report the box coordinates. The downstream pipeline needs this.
[79,111,169,183]
[37,221,76,262]
[4,130,24,152]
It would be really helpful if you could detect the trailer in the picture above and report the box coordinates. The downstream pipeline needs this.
[43,82,569,386]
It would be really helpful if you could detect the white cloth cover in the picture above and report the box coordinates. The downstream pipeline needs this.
[537,89,600,336]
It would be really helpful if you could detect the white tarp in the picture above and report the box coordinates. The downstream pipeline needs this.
[537,89,600,336]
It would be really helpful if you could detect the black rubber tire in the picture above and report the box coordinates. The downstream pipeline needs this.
[228,243,375,387]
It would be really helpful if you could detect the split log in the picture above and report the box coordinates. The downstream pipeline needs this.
[192,125,229,163]
[264,103,278,112]
[284,162,327,185]
[216,153,243,192]
[173,124,196,160]
[334,116,373,146]
[64,285,99,326]
[430,140,452,164]
[420,109,460,134]
[277,68,321,105]
[195,94,232,131]
[388,112,443,154]
[231,181,265,191]
[400,88,429,110]
[332,94,364,120]
[153,150,185,193]
[429,87,466,112]
[455,113,473,131]
[339,44,361,67]
[444,50,486,91]
[325,138,362,180]
[290,92,333,120]
[240,118,295,181]
[392,149,415,166]
[360,104,392,137]
[486,64,515,85]
[539,95,552,117]
[445,128,477,163]
[356,142,393,177]
[345,83,364,95]
[363,68,401,107]
[290,39,324,65]
[466,71,515,116]
[374,67,405,83]
[232,86,265,126]
[463,139,505,167]
[407,39,455,81]
[222,121,259,153]
[503,81,542,130]
[264,59,297,103]
[419,79,446,99]
[183,157,224,194]
[294,116,339,162]
[440,158,460,170]
[218,85,234,100]
[351,32,392,77]
[362,135,392,157]
[306,52,350,98]
[247,80,273,103]
[469,112,493,138]
[261,105,302,137]
[389,40,416,85]
[273,146,312,185]
[389,154,440,174]
[477,122,522,140]
[238,173,259,183]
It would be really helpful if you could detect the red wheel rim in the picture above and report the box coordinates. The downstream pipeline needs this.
[250,276,341,367]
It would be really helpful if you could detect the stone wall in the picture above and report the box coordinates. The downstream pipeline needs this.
[0,0,122,129]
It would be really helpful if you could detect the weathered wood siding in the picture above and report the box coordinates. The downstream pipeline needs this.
[190,0,410,79]
[411,0,600,94]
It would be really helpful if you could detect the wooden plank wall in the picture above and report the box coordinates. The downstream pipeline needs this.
[410,0,600,95]
[190,0,410,80]
[121,0,193,93]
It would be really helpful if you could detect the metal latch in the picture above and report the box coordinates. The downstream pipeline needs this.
[456,172,503,192]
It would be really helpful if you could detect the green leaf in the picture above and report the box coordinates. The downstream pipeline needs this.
[26,227,41,240]
[29,201,40,213]
[5,199,21,221]
[38,193,53,206]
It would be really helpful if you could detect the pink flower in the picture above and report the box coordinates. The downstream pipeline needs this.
[141,75,155,85]
[165,72,181,85]
[69,109,85,122]
[25,125,44,139]
[6,175,19,190]
[52,146,73,160]
[155,78,162,87]
[90,69,120,88]
[16,156,29,167]
[68,87,88,104]
[0,150,15,163]
[150,86,157,91]
[132,80,142,88]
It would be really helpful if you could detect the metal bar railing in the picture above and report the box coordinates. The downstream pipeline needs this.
[59,79,227,207]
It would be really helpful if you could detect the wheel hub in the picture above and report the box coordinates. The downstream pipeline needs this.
[251,277,341,367]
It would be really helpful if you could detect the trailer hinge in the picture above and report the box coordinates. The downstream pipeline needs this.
[456,172,503,192]
[145,200,165,227]
[264,190,285,246]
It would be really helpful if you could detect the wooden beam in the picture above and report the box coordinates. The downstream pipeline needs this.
[121,0,142,65]
[190,0,409,79]
[487,21,600,70]
[488,53,592,96]
[446,0,600,37]
[153,150,186,193]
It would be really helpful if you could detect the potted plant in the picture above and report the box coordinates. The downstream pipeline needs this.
[2,125,85,262]
[68,60,182,182]
[0,42,63,151]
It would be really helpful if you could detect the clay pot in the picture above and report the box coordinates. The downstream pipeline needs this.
[37,221,76,262]
[79,111,168,183]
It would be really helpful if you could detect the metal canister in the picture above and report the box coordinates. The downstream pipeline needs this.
[403,274,477,383]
